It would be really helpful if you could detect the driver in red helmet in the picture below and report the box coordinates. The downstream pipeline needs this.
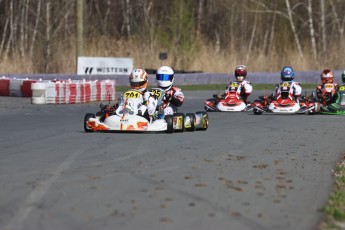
[221,65,253,104]
[315,69,338,106]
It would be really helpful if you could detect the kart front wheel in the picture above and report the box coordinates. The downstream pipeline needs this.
[185,113,196,132]
[165,115,174,134]
[84,113,95,132]
[253,108,263,115]
[195,111,208,131]
[173,113,185,132]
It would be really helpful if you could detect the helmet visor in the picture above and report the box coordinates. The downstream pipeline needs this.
[156,74,174,81]
[130,81,147,87]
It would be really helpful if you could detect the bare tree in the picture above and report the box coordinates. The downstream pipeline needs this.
[320,0,326,53]
[307,0,317,61]
[285,0,304,59]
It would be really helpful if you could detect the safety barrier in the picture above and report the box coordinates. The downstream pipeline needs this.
[0,77,38,97]
[0,76,116,104]
[31,79,116,104]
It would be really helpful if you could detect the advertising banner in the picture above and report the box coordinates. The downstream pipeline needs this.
[77,57,133,75]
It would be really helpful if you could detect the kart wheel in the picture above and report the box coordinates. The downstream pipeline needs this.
[84,113,95,132]
[253,108,263,115]
[185,113,196,132]
[173,113,185,132]
[165,115,174,134]
[195,111,208,131]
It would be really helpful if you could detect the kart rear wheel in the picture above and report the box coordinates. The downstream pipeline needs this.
[185,113,196,132]
[165,115,174,134]
[84,113,95,132]
[195,111,208,131]
[253,108,263,115]
[173,113,185,132]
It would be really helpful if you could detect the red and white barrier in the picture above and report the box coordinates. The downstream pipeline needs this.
[30,79,116,104]
[0,77,11,96]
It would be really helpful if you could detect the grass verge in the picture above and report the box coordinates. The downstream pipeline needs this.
[320,157,345,229]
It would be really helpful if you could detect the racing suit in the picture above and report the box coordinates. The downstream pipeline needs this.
[315,83,338,106]
[224,80,253,104]
[115,90,157,121]
[160,86,184,115]
[273,81,302,100]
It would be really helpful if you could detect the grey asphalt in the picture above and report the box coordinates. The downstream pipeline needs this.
[0,90,343,230]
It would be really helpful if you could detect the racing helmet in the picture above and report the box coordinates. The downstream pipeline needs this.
[156,66,174,91]
[321,69,334,84]
[129,69,148,92]
[341,70,345,84]
[234,65,247,82]
[281,66,295,81]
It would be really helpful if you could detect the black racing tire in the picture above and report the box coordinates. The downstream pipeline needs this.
[196,111,208,131]
[173,113,185,132]
[84,113,95,132]
[165,115,174,134]
[185,113,196,132]
[253,108,263,115]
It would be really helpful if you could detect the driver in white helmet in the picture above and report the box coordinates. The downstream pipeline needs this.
[115,69,157,121]
[156,66,184,115]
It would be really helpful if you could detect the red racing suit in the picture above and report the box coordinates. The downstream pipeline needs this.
[160,86,184,115]
[315,83,338,106]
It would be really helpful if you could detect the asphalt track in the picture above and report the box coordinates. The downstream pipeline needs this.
[0,90,344,230]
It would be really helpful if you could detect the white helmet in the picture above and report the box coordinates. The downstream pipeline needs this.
[129,69,148,92]
[156,66,174,91]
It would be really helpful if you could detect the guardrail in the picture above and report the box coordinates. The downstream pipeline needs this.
[0,70,344,86]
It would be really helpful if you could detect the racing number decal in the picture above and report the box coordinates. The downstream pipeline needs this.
[124,91,141,99]
[150,89,162,98]
[339,86,345,91]
[324,84,335,89]
[230,82,238,88]
[280,82,290,87]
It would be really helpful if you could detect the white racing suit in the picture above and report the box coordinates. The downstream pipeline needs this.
[273,81,302,100]
[224,80,253,103]
[159,86,185,115]
[115,89,157,121]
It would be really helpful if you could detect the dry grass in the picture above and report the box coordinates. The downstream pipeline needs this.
[0,37,344,74]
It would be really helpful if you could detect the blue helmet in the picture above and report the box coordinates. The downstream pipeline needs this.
[281,66,295,81]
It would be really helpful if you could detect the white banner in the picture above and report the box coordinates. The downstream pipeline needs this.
[77,57,133,75]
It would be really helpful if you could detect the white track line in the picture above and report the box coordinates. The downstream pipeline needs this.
[5,147,85,230]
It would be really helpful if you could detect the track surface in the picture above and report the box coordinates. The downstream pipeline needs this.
[0,91,344,230]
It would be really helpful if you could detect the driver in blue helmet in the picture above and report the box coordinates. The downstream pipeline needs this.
[272,66,302,100]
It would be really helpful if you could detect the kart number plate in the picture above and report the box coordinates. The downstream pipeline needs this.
[339,86,345,91]
[230,82,238,88]
[325,84,334,89]
[280,82,290,87]
[150,89,163,98]
[124,91,141,99]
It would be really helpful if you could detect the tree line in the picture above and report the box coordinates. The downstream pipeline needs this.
[0,0,344,73]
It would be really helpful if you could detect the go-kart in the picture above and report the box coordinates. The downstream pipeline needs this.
[204,82,252,112]
[149,88,208,131]
[252,81,319,115]
[319,85,345,115]
[84,88,208,133]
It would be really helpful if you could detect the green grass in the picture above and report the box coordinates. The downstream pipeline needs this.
[321,159,345,229]
[116,83,318,92]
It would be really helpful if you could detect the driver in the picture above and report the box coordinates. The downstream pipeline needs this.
[272,66,302,100]
[315,69,338,105]
[115,68,157,121]
[155,66,184,115]
[223,65,253,104]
